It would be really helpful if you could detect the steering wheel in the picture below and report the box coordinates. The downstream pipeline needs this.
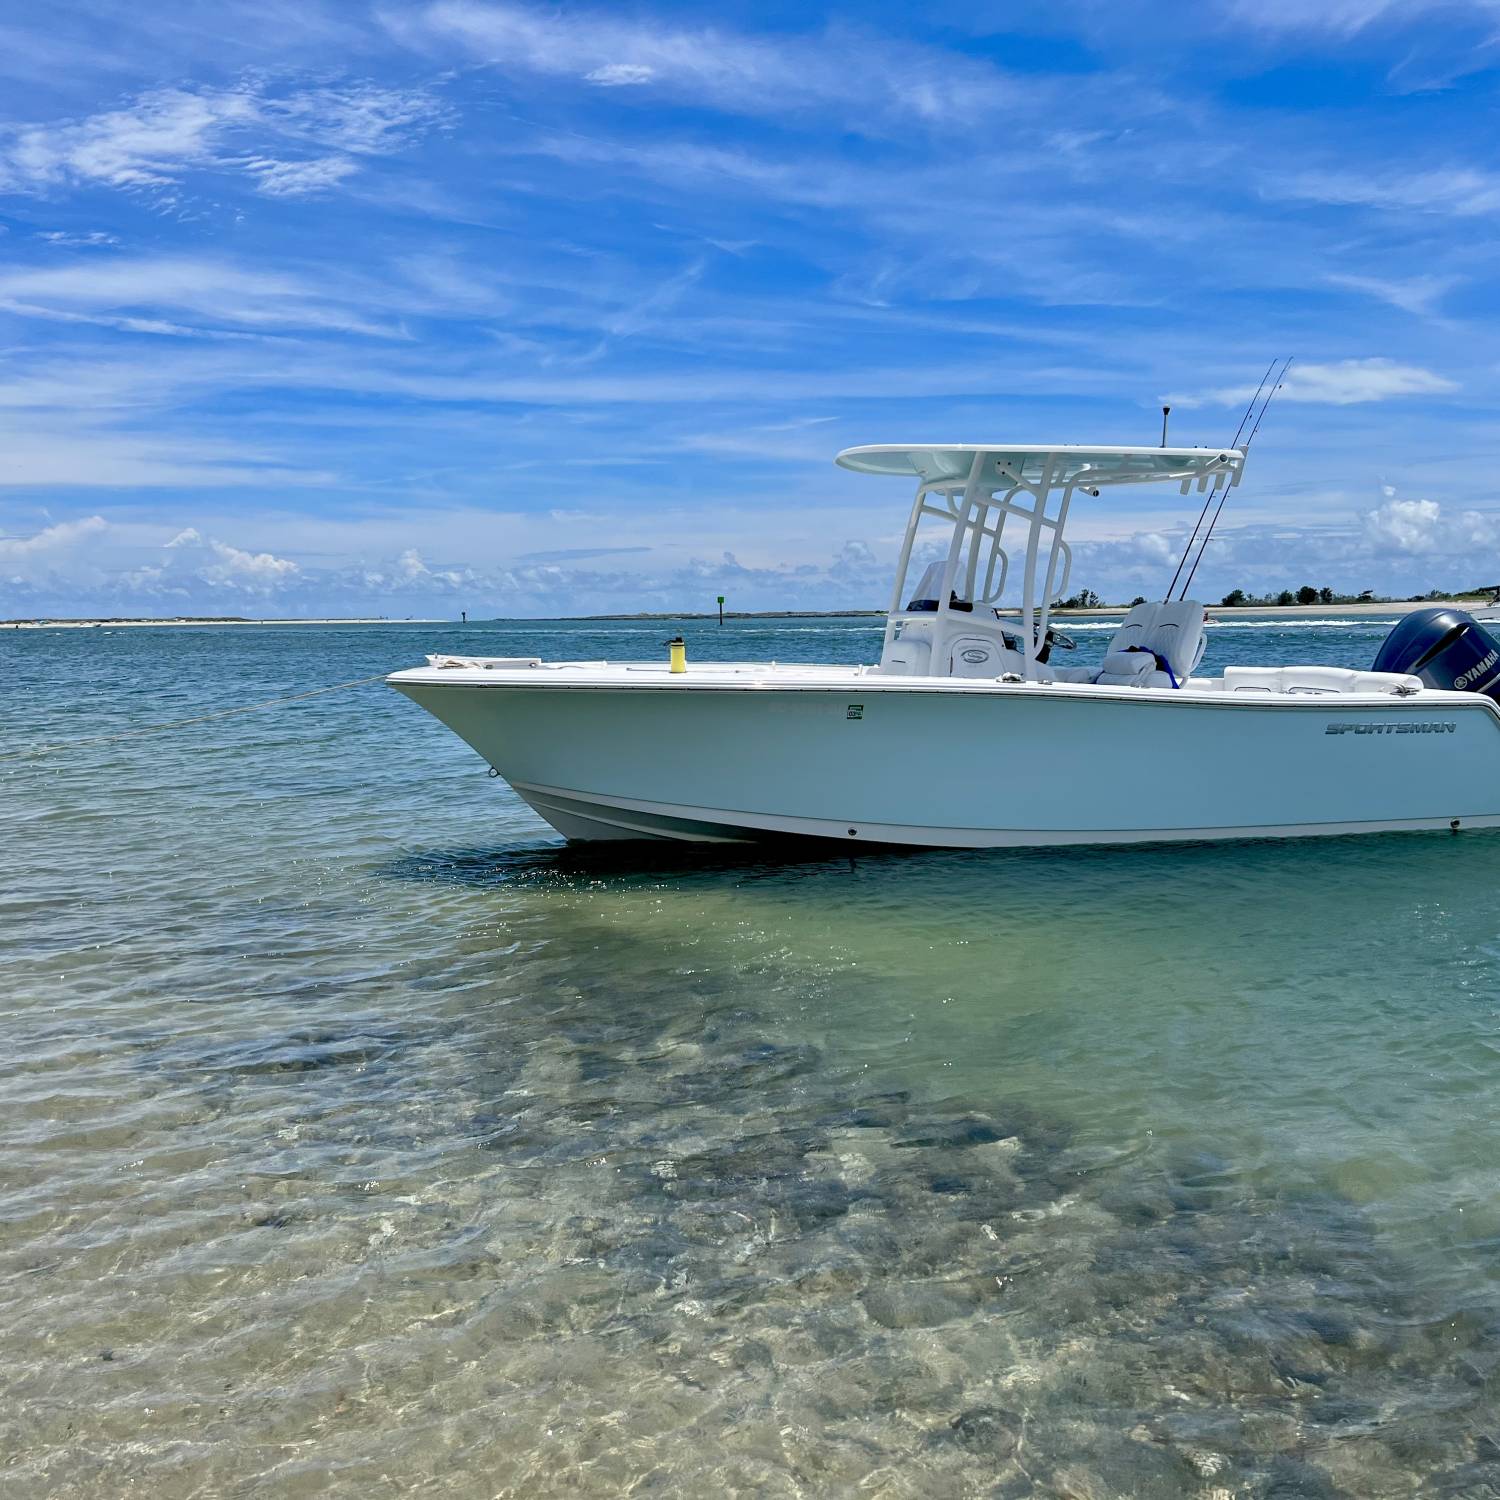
[1033,625,1077,665]
[993,617,1079,661]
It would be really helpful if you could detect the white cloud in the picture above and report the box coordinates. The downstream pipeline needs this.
[0,507,900,616]
[1222,0,1420,33]
[240,155,360,197]
[271,82,444,155]
[1171,358,1457,408]
[1271,166,1500,217]
[1327,273,1459,317]
[37,230,120,248]
[0,257,397,337]
[0,80,442,202]
[0,515,108,558]
[164,527,300,589]
[1363,496,1497,555]
[585,63,656,87]
[1223,0,1500,33]
[1,87,258,194]
[0,413,339,489]
[400,0,1028,129]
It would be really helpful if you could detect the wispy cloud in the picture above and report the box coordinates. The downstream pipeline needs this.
[240,155,360,197]
[1222,0,1500,34]
[1271,166,1500,216]
[0,80,443,203]
[0,257,401,337]
[1327,272,1459,317]
[1221,0,1421,33]
[0,419,339,489]
[37,229,120,248]
[393,0,1031,130]
[1170,359,1459,408]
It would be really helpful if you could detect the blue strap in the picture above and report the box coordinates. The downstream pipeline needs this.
[1122,646,1180,688]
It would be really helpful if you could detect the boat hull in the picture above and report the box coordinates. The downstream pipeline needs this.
[390,674,1500,847]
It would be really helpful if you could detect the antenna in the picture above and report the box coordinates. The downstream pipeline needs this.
[1165,360,1276,600]
[1160,406,1170,447]
[1179,356,1293,600]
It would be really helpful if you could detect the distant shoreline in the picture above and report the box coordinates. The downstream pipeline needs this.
[560,609,885,621]
[3,617,442,629]
[5,599,1493,630]
[568,600,1489,622]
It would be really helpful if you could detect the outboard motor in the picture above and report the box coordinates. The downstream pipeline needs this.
[1372,607,1500,701]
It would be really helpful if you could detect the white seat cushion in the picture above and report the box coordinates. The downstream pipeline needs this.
[1108,601,1207,682]
[1220,666,1283,694]
[1095,649,1157,687]
[1221,666,1424,696]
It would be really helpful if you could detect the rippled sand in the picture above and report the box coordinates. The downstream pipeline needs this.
[5,619,1500,1497]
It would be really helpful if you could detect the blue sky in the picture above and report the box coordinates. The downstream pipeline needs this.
[1,0,1497,617]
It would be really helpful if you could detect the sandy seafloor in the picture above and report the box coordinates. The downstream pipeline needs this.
[4,614,1500,1498]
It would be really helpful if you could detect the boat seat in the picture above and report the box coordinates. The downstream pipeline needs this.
[1105,600,1208,684]
[1221,666,1424,696]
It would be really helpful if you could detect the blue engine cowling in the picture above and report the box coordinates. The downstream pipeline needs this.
[1372,607,1500,701]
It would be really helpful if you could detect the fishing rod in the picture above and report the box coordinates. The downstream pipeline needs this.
[1179,355,1293,600]
[1165,358,1277,600]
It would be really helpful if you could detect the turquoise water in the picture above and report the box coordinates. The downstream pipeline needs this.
[5,616,1500,1497]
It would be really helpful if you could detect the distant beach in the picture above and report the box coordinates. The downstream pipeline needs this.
[566,599,1487,623]
[4,616,442,629]
[6,599,1491,630]
[1077,599,1488,621]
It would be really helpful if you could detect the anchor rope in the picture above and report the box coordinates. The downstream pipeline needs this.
[0,673,388,763]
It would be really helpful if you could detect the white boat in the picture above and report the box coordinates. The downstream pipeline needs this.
[389,443,1500,847]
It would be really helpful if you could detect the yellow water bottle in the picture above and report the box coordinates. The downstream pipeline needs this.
[668,636,686,673]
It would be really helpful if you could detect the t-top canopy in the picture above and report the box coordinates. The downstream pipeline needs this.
[835,444,1244,492]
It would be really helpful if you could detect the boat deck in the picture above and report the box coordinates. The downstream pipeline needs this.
[388,655,1476,707]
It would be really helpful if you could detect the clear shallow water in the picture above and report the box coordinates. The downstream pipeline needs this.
[4,616,1500,1498]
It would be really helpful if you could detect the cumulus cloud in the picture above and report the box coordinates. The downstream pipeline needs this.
[0,515,109,559]
[0,516,114,612]
[0,515,901,618]
[10,496,1500,620]
[162,527,300,590]
[1170,358,1457,408]
[1362,496,1497,555]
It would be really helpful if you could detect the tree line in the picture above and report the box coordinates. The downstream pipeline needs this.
[1216,587,1479,608]
[1220,587,1364,607]
[1053,586,1486,610]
